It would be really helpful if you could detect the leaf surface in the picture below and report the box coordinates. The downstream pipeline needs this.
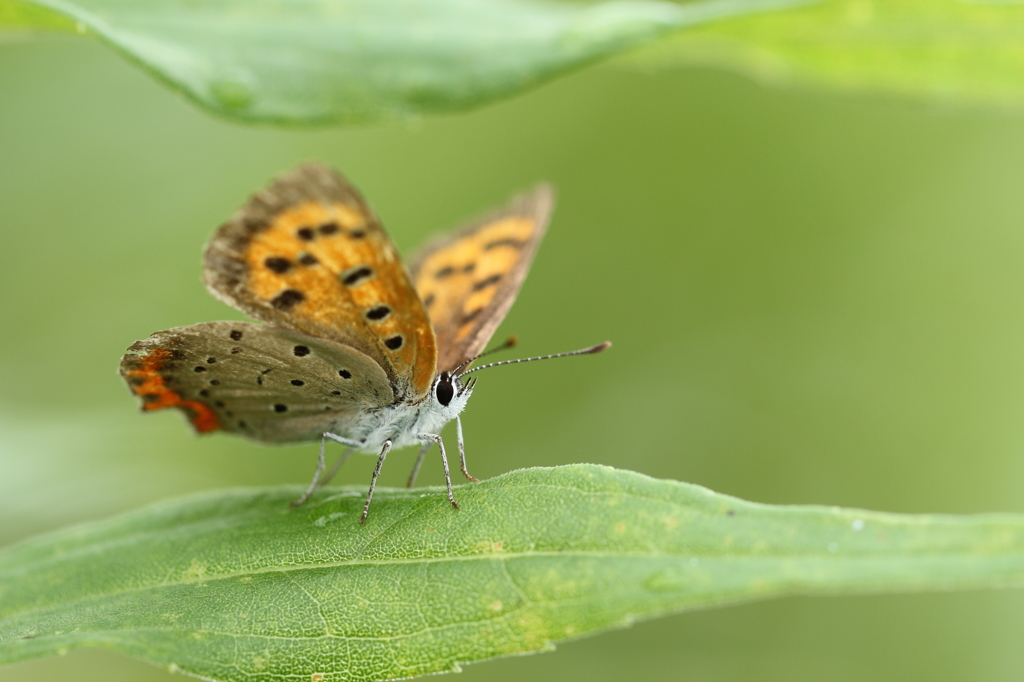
[0,0,71,30]
[0,0,801,124]
[633,0,1024,106]
[2,464,1024,681]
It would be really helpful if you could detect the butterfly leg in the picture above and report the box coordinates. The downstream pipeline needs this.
[417,433,459,511]
[360,438,393,524]
[320,446,354,488]
[290,434,328,507]
[407,442,432,488]
[455,416,480,483]
[324,431,365,484]
[292,433,363,508]
[325,432,364,448]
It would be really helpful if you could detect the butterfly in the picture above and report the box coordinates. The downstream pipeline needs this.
[120,163,610,523]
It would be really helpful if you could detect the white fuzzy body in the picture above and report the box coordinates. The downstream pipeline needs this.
[334,381,473,453]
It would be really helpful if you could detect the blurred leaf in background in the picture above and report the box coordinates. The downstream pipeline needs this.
[633,0,1024,106]
[6,0,1024,124]
[0,0,801,124]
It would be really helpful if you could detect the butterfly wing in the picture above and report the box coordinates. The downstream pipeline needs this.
[409,185,553,372]
[204,163,436,402]
[120,322,393,443]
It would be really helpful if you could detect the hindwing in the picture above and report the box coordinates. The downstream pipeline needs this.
[120,322,393,443]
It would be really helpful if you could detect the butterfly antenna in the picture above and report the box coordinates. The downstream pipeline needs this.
[456,341,611,379]
[451,335,519,375]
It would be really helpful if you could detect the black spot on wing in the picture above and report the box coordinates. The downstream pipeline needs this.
[293,345,311,357]
[342,266,373,286]
[318,222,340,235]
[484,238,526,251]
[230,330,243,341]
[462,307,484,325]
[298,252,319,266]
[385,335,403,350]
[366,305,391,321]
[472,274,502,291]
[271,289,305,310]
[265,257,292,274]
[296,227,315,241]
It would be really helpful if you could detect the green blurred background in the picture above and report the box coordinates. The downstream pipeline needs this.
[4,31,1024,682]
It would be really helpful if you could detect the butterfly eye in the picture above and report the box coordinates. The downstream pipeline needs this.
[435,374,454,406]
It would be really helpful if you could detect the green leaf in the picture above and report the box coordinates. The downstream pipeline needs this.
[2,465,1024,682]
[631,0,1024,106]
[0,0,75,30]
[9,0,1024,122]
[3,0,804,125]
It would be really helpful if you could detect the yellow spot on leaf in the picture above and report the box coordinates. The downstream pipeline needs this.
[183,559,208,580]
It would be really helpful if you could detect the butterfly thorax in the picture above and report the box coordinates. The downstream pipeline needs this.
[342,373,473,452]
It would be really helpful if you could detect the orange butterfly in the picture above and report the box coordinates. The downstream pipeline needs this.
[121,164,609,522]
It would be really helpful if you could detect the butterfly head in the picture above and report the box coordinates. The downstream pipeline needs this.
[430,370,476,416]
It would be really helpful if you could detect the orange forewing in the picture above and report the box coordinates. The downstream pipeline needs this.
[204,165,436,401]
[410,186,552,372]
